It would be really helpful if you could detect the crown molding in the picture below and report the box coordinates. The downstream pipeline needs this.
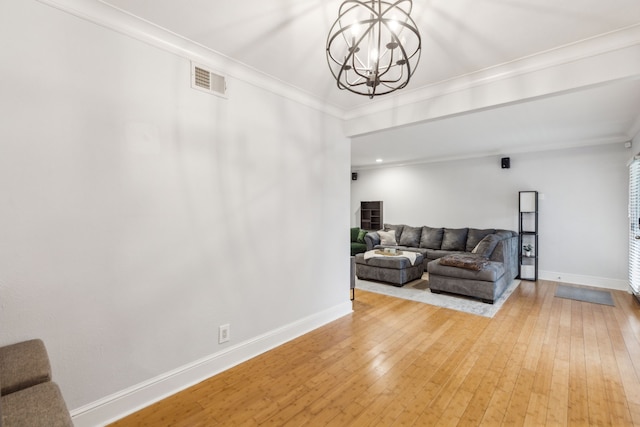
[32,0,640,134]
[35,0,346,119]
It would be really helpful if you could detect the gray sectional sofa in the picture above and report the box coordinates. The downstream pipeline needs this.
[364,224,518,303]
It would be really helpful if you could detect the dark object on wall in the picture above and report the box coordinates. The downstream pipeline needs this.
[352,172,358,181]
[501,157,510,169]
[361,201,383,230]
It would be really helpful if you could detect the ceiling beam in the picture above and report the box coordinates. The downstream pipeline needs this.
[343,25,640,137]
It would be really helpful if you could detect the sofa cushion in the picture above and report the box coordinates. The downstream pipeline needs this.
[0,339,51,396]
[425,249,462,260]
[356,229,367,243]
[383,224,404,242]
[441,228,469,251]
[378,229,397,245]
[399,225,422,247]
[420,226,444,249]
[439,254,490,271]
[428,258,505,282]
[472,234,502,257]
[495,229,516,239]
[1,382,73,427]
[465,228,496,252]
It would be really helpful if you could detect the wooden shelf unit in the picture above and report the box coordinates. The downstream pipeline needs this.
[360,201,383,231]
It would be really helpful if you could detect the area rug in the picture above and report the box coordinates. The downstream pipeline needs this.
[555,284,614,306]
[355,275,521,318]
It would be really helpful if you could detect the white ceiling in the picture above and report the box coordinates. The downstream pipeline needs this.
[101,0,640,168]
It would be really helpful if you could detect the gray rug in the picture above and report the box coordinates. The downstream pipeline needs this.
[408,279,430,290]
[355,275,520,318]
[555,285,614,306]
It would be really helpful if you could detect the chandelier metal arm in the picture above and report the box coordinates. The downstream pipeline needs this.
[326,0,422,98]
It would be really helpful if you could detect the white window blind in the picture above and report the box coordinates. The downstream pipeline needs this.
[629,159,640,295]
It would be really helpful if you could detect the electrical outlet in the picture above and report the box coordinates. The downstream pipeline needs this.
[219,324,230,344]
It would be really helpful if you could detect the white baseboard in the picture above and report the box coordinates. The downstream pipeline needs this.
[70,302,353,427]
[539,270,629,292]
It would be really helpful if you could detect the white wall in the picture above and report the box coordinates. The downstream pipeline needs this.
[0,0,350,423]
[351,144,630,289]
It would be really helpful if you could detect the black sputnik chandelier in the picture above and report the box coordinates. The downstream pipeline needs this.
[326,0,421,98]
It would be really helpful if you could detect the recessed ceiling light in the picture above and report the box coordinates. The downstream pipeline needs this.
[376,158,383,163]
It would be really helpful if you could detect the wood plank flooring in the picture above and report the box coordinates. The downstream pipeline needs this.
[110,280,640,426]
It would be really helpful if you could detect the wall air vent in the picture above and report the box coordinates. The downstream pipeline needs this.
[191,62,227,98]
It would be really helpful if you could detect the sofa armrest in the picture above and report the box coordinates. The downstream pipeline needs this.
[0,340,51,396]
[364,232,380,251]
[489,235,519,280]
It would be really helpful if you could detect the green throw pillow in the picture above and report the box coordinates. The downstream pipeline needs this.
[357,229,367,243]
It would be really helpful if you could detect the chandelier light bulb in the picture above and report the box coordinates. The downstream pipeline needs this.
[350,23,361,36]
[326,0,421,98]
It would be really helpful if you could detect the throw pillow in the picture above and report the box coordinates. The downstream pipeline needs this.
[471,234,502,257]
[377,229,397,246]
[357,229,367,243]
[384,224,404,242]
[399,225,421,247]
[465,228,496,252]
[420,226,444,249]
[441,228,469,251]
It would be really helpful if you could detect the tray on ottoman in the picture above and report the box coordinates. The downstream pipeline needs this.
[355,251,424,286]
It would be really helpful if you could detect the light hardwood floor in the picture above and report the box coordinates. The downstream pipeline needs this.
[111,280,640,426]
